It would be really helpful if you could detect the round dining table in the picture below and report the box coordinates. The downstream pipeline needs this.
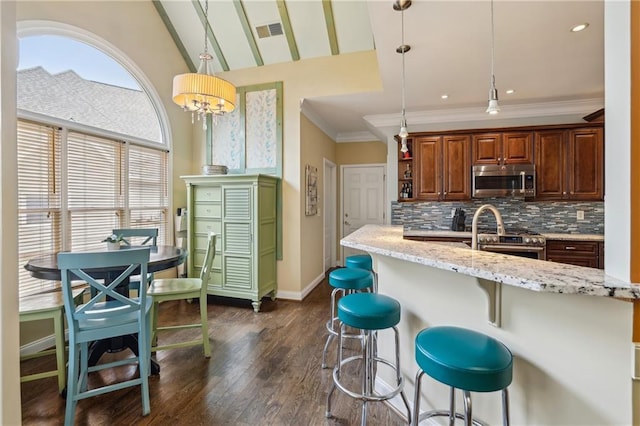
[24,245,187,376]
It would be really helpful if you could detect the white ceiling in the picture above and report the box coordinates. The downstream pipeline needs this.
[156,0,604,142]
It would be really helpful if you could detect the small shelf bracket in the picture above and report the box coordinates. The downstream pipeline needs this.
[477,278,502,327]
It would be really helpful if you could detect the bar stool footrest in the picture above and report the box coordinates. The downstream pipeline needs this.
[419,409,488,426]
[332,354,405,402]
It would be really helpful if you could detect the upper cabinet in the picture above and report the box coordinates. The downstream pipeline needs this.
[472,131,533,165]
[414,135,470,201]
[535,127,604,201]
[397,118,604,203]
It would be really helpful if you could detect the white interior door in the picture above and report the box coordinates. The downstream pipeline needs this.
[323,159,337,271]
[341,165,385,264]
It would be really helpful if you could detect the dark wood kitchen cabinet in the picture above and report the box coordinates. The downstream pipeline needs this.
[414,135,470,201]
[546,239,602,269]
[535,127,603,201]
[472,131,533,165]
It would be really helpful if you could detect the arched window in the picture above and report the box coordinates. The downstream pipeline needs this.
[16,29,171,297]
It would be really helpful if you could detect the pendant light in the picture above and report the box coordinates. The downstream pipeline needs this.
[172,0,236,130]
[394,0,411,152]
[486,0,500,114]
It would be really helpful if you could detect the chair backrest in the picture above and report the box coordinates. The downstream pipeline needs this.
[113,228,158,247]
[200,232,217,288]
[58,247,151,334]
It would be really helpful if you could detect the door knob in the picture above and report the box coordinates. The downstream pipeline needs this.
[344,221,351,226]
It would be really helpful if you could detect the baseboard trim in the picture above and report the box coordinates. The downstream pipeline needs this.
[376,377,440,426]
[276,271,325,301]
[20,331,67,357]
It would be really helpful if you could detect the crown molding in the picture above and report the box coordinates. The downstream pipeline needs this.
[364,97,605,128]
[335,131,377,143]
[300,99,337,141]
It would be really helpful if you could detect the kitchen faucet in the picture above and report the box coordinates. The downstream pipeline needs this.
[471,204,505,250]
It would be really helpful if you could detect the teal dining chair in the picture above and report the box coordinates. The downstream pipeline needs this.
[147,232,216,357]
[112,228,158,247]
[58,247,152,426]
[112,228,158,292]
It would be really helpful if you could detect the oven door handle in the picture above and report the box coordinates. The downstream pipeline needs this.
[480,244,545,252]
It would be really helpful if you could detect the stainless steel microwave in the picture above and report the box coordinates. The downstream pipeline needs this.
[472,164,535,198]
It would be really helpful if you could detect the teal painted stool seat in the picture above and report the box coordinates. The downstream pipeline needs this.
[345,254,376,292]
[345,254,372,271]
[326,293,411,425]
[328,267,373,290]
[412,326,513,426]
[321,268,374,369]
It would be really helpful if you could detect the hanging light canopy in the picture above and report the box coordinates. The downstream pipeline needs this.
[394,0,411,153]
[486,0,500,115]
[172,0,236,129]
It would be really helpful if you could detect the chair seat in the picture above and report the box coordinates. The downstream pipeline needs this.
[148,278,202,295]
[337,292,400,330]
[329,268,373,290]
[77,299,151,332]
[415,326,513,392]
[345,254,372,271]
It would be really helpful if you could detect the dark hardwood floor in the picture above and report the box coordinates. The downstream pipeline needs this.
[20,275,406,425]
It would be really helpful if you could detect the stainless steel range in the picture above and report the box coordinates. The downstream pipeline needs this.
[476,227,546,260]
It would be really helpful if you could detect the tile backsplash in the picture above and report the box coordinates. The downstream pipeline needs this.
[391,199,604,234]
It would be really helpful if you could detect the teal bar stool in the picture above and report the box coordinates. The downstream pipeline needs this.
[345,254,376,292]
[326,292,411,425]
[412,326,513,426]
[321,267,374,369]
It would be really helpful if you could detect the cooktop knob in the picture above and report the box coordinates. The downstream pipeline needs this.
[524,237,531,243]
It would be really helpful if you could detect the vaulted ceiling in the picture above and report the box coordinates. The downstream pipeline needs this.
[154,0,604,141]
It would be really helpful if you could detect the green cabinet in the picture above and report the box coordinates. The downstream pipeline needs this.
[182,174,278,312]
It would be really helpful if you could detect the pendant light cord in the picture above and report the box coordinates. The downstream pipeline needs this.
[490,0,495,87]
[401,8,406,119]
[203,0,209,56]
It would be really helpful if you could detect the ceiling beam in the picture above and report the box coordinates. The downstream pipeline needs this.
[233,0,264,67]
[152,0,196,72]
[322,0,339,55]
[276,0,300,61]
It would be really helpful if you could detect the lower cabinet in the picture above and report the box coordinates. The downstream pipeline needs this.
[183,174,279,312]
[546,240,603,269]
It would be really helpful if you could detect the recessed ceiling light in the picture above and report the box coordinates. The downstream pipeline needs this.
[571,23,589,32]
[441,94,449,99]
[506,89,515,94]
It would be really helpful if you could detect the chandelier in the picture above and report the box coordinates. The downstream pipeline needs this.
[394,0,411,153]
[172,0,236,129]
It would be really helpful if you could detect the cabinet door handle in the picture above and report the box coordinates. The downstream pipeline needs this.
[443,191,447,195]
[565,246,576,250]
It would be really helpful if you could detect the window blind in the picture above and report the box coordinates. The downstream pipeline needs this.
[17,120,170,298]
[67,131,124,252]
[17,121,61,296]
[128,145,169,244]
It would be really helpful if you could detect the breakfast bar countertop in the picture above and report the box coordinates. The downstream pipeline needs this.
[343,225,637,299]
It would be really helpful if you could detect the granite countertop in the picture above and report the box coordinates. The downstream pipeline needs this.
[342,225,638,299]
[403,229,604,242]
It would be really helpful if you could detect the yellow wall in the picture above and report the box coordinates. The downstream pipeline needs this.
[210,51,382,296]
[336,141,387,165]
[300,114,336,288]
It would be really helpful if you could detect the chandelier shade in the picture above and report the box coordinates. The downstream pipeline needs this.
[172,71,236,115]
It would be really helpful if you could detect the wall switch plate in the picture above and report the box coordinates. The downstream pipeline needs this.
[577,210,585,220]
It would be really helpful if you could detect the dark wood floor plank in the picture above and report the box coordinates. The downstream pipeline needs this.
[20,276,406,425]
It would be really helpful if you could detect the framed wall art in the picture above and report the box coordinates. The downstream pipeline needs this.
[305,164,318,216]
